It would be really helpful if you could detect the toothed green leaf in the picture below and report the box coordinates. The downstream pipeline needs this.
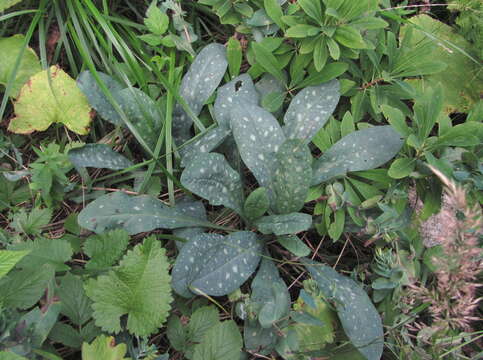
[192,320,243,360]
[0,250,29,279]
[57,273,93,326]
[68,144,133,170]
[83,229,130,271]
[180,127,231,167]
[256,213,312,235]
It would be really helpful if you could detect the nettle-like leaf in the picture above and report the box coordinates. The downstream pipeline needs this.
[57,273,93,326]
[256,213,312,236]
[230,103,285,188]
[214,74,260,128]
[283,80,340,143]
[244,187,270,222]
[81,335,128,360]
[68,144,133,170]
[173,43,228,142]
[180,127,231,167]
[312,126,404,185]
[85,236,172,337]
[192,320,243,360]
[0,249,29,279]
[77,71,125,126]
[304,259,384,360]
[0,34,41,98]
[270,139,312,214]
[180,152,244,215]
[172,231,262,298]
[83,229,130,270]
[78,192,210,235]
[8,66,92,135]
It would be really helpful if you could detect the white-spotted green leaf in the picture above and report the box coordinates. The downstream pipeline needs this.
[283,80,340,143]
[304,259,384,360]
[230,103,285,188]
[180,127,231,167]
[68,144,133,170]
[0,249,30,279]
[312,126,404,185]
[172,232,262,297]
[173,43,228,142]
[180,152,244,215]
[243,319,280,355]
[78,192,211,235]
[244,187,270,222]
[255,213,312,235]
[277,235,311,257]
[76,71,125,126]
[172,199,207,250]
[270,140,312,214]
[214,74,259,128]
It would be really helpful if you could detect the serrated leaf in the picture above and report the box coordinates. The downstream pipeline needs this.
[230,103,285,188]
[172,232,262,297]
[312,126,404,185]
[181,152,244,214]
[0,34,41,98]
[8,238,73,271]
[82,335,128,360]
[144,1,169,35]
[256,213,312,235]
[57,273,93,326]
[283,80,340,143]
[78,192,211,235]
[214,74,259,128]
[83,229,130,270]
[68,144,133,170]
[270,140,312,214]
[85,237,172,336]
[76,71,125,126]
[304,259,384,360]
[192,320,242,360]
[0,249,29,279]
[180,127,231,167]
[49,322,83,349]
[277,235,311,257]
[244,187,270,222]
[8,66,92,135]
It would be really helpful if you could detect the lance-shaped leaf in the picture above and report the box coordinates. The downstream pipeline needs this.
[172,199,208,250]
[303,259,384,360]
[8,66,92,135]
[68,144,133,170]
[255,213,312,235]
[180,126,231,167]
[283,80,340,143]
[180,152,244,215]
[214,74,259,128]
[312,126,404,185]
[230,103,285,188]
[77,71,125,126]
[277,235,311,257]
[173,43,228,142]
[172,232,262,297]
[270,140,312,214]
[78,192,211,235]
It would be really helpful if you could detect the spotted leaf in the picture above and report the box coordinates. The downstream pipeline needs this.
[172,232,262,297]
[303,259,384,360]
[180,152,244,215]
[68,144,133,170]
[180,127,231,167]
[255,213,312,235]
[283,80,339,143]
[172,199,207,250]
[312,126,404,185]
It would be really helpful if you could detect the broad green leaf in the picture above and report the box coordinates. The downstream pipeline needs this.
[255,73,286,101]
[9,238,73,271]
[172,199,208,249]
[298,0,323,22]
[284,80,339,142]
[255,213,312,235]
[21,303,61,347]
[252,42,285,83]
[277,235,311,257]
[192,321,243,360]
[230,103,285,188]
[172,232,262,297]
[0,35,40,98]
[144,1,169,35]
[82,335,128,360]
[261,91,285,113]
[83,229,130,270]
[297,62,348,88]
[57,273,93,326]
[244,187,270,222]
[433,122,483,147]
[264,0,285,30]
[8,66,92,134]
[388,158,415,179]
[271,140,312,214]
[286,24,321,38]
[227,37,242,78]
[334,26,366,49]
[85,237,172,336]
[181,152,244,214]
[0,249,29,279]
[380,104,411,137]
[304,259,384,360]
[49,322,83,349]
[78,192,211,235]
[180,127,231,167]
[68,144,133,170]
[350,17,388,30]
[312,126,404,185]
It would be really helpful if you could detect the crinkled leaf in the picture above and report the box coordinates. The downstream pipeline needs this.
[83,229,130,270]
[78,192,211,235]
[0,249,29,279]
[255,213,312,235]
[181,152,244,214]
[304,259,384,360]
[230,103,285,188]
[8,66,92,134]
[277,235,311,257]
[81,335,128,360]
[85,237,172,336]
[57,273,93,326]
[244,187,270,222]
[283,80,340,143]
[180,127,231,167]
[68,144,133,170]
[312,126,404,185]
[270,140,312,214]
[0,35,41,98]
[192,320,243,360]
[172,232,262,297]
